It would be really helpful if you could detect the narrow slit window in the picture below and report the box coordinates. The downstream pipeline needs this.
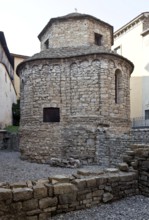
[115,69,123,104]
[43,107,60,122]
[44,39,49,49]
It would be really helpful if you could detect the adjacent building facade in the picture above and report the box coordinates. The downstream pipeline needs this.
[17,13,133,166]
[11,53,29,98]
[113,12,149,120]
[0,32,17,128]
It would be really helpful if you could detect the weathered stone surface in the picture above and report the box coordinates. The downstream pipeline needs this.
[39,197,58,209]
[22,199,38,211]
[18,13,133,167]
[0,188,12,201]
[106,168,119,173]
[13,188,33,201]
[77,169,104,176]
[92,190,104,197]
[26,209,41,216]
[103,192,113,202]
[10,182,27,188]
[54,183,78,195]
[26,216,38,220]
[10,202,22,212]
[49,175,71,184]
[59,193,77,204]
[49,158,81,168]
[72,179,87,190]
[44,184,54,197]
[119,173,135,182]
[39,213,50,220]
[85,177,97,188]
[118,163,129,172]
[33,186,48,199]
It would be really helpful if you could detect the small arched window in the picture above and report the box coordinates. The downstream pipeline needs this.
[115,69,123,104]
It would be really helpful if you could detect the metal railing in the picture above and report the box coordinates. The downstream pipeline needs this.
[132,117,149,128]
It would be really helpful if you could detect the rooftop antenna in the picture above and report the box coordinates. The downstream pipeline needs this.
[75,8,78,13]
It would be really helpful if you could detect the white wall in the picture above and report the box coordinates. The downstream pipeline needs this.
[142,76,149,116]
[113,22,143,76]
[0,63,17,128]
[113,20,149,118]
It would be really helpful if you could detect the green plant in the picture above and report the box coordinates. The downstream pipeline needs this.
[5,125,19,133]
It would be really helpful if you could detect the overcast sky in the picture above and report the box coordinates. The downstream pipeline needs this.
[0,0,149,56]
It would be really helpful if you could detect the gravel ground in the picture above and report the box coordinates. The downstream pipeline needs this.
[51,196,149,220]
[0,151,149,219]
[0,151,77,183]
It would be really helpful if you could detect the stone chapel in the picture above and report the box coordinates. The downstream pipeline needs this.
[17,13,134,166]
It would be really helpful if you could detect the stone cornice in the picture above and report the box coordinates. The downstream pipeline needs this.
[114,12,149,38]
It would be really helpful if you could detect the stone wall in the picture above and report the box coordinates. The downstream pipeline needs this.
[0,130,19,151]
[19,53,132,165]
[123,144,149,197]
[0,168,138,220]
[0,140,148,219]
[40,14,113,50]
[130,128,149,144]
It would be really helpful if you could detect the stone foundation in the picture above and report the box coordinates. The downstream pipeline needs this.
[0,168,138,220]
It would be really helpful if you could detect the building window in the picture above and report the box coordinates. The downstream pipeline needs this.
[114,46,121,55]
[44,39,49,49]
[94,33,102,46]
[145,110,149,120]
[115,69,122,104]
[43,107,60,122]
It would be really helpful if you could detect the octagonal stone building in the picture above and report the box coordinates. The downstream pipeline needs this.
[17,13,134,166]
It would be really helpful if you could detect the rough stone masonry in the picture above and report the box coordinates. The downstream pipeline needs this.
[17,13,134,165]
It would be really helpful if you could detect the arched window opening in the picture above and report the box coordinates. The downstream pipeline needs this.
[115,69,123,104]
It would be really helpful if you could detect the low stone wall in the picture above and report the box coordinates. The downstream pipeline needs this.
[123,144,149,197]
[0,168,138,220]
[0,130,7,149]
[0,130,19,151]
[130,128,149,144]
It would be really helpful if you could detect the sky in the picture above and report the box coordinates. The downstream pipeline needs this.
[0,0,149,56]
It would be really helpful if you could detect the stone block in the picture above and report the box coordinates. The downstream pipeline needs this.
[44,206,56,212]
[49,175,71,184]
[107,173,120,183]
[10,181,27,188]
[39,197,58,209]
[96,175,108,185]
[103,192,113,202]
[59,193,77,204]
[0,188,12,201]
[23,199,38,211]
[77,169,104,176]
[0,201,9,212]
[26,216,38,220]
[105,168,119,173]
[54,183,77,195]
[118,163,129,172]
[33,186,48,199]
[86,177,97,188]
[119,173,135,182]
[10,202,22,212]
[39,213,51,220]
[13,188,33,201]
[72,179,87,190]
[26,209,41,216]
[92,190,104,197]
